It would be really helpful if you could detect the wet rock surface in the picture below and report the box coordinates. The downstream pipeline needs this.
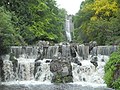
[50,58,73,83]
[72,57,82,66]
[0,59,4,81]
[90,56,98,68]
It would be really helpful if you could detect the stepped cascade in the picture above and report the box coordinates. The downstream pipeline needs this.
[0,41,117,90]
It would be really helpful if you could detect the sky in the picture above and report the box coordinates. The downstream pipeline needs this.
[56,0,85,15]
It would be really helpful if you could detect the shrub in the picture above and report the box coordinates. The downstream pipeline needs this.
[104,49,120,89]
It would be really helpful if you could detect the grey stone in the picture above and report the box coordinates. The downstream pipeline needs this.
[50,58,73,83]
[90,56,98,68]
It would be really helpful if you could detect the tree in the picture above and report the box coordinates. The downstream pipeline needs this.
[0,7,22,55]
[73,0,120,45]
[0,0,67,44]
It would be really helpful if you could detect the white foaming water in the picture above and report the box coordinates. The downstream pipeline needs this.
[34,59,53,82]
[2,56,53,83]
[3,60,14,81]
[1,81,52,85]
[1,55,110,89]
[72,55,109,84]
[17,58,35,81]
[2,54,109,83]
[1,81,106,87]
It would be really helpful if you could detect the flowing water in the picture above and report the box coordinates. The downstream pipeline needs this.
[65,15,72,42]
[72,55,109,83]
[0,44,117,90]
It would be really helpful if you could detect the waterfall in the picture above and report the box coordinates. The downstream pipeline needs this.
[17,58,35,81]
[66,20,71,41]
[34,59,53,82]
[71,55,109,84]
[0,43,117,90]
[3,60,14,81]
[2,57,53,82]
[65,15,73,42]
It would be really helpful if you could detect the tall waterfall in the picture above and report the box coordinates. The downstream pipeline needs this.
[65,15,73,42]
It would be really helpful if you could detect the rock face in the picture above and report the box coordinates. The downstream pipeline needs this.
[0,58,4,82]
[90,46,118,56]
[50,58,73,83]
[70,43,77,58]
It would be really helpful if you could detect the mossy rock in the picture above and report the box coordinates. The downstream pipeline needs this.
[52,73,73,83]
[50,58,73,83]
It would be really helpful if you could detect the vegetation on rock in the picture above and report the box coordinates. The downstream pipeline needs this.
[52,73,73,83]
[104,48,120,90]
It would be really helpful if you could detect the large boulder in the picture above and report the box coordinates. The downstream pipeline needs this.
[50,58,73,83]
[90,56,98,68]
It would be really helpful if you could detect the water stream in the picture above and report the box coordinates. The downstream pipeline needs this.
[65,15,73,42]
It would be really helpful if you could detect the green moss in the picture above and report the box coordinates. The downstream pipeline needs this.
[52,73,62,83]
[52,73,73,83]
[64,76,73,83]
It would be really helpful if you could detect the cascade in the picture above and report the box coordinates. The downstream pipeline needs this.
[0,41,117,90]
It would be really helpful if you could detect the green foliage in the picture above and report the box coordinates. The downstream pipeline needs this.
[112,78,120,90]
[74,0,120,45]
[52,73,63,83]
[104,50,120,89]
[0,0,66,45]
[0,6,22,55]
[52,73,73,83]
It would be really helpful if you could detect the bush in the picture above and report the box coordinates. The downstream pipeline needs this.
[104,50,120,89]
